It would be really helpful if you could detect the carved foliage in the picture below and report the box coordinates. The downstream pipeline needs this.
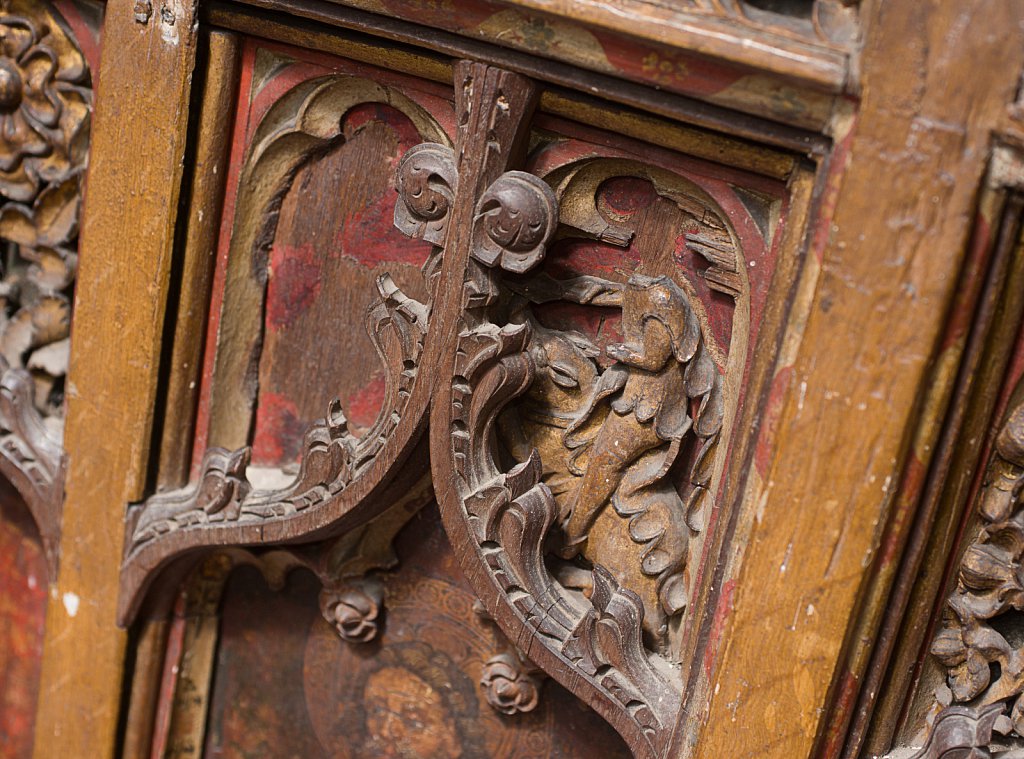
[923,396,1024,754]
[0,1,90,415]
[415,60,738,758]
[0,0,91,570]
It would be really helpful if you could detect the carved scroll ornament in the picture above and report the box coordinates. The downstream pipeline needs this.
[120,59,744,757]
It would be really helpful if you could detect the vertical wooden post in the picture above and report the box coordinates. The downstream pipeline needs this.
[121,29,240,759]
[689,1,1024,757]
[32,0,199,755]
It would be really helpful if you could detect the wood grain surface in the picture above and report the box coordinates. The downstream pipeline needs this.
[689,2,1024,757]
[31,0,200,755]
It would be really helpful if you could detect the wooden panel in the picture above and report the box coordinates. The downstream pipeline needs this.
[251,102,434,463]
[202,504,630,759]
[31,0,200,754]
[193,38,456,460]
[690,1,1024,757]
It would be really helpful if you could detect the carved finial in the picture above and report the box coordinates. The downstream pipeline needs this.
[480,652,542,715]
[320,580,383,643]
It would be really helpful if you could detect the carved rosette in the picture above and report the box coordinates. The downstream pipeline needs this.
[393,141,457,247]
[480,652,542,715]
[320,581,383,643]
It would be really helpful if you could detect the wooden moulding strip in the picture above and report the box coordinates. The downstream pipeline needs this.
[154,31,243,492]
[222,0,846,130]
[488,0,851,90]
[689,1,1024,758]
[206,0,831,156]
[675,160,822,746]
[204,5,808,179]
[31,0,201,756]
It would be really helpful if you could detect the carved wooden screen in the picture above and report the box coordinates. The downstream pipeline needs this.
[113,24,820,756]
[10,1,1024,758]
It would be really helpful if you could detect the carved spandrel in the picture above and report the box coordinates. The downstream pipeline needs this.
[491,170,737,650]
[418,60,746,758]
[118,76,451,624]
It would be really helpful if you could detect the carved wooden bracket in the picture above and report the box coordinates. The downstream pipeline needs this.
[120,58,748,755]
[118,73,455,622]
[419,61,707,758]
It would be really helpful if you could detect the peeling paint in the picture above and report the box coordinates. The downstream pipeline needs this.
[62,592,79,618]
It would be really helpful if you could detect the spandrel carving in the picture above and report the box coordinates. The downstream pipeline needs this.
[119,75,453,624]
[486,162,739,652]
[421,61,748,757]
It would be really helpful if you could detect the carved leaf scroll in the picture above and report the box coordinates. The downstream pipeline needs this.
[912,393,1024,756]
[413,60,741,759]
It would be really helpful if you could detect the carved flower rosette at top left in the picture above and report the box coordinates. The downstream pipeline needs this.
[0,0,91,419]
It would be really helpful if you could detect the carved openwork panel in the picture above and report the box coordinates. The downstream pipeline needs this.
[121,35,813,758]
[0,0,96,571]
